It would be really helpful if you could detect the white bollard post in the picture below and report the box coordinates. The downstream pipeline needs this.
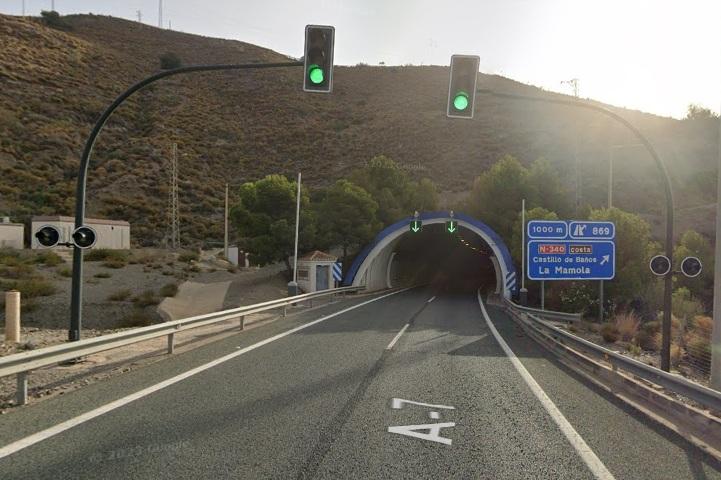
[5,290,20,343]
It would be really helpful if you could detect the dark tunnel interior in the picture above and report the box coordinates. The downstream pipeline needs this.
[392,224,497,294]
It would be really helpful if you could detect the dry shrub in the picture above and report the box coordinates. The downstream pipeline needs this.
[686,315,712,374]
[693,315,713,332]
[614,312,640,342]
[600,322,620,343]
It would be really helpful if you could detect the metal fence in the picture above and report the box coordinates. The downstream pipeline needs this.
[497,296,721,413]
[0,285,364,405]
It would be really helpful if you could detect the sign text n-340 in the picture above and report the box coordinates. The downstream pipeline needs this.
[527,240,615,280]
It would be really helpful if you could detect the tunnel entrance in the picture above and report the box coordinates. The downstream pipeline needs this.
[343,211,517,298]
[392,224,496,294]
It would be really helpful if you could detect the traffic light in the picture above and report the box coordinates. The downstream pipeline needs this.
[72,226,97,249]
[447,55,480,119]
[303,25,335,93]
[35,225,60,248]
[680,256,702,278]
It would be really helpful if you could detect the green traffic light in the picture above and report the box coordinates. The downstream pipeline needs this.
[308,64,324,84]
[453,91,469,110]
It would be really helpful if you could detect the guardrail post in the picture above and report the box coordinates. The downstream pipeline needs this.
[283,306,287,318]
[16,372,28,406]
[239,316,245,331]
[167,333,175,354]
[309,298,313,308]
[5,290,21,343]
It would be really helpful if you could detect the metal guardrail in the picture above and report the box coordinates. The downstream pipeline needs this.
[499,297,721,413]
[505,299,582,323]
[1,285,365,405]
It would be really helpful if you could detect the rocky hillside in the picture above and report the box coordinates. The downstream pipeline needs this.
[0,13,717,245]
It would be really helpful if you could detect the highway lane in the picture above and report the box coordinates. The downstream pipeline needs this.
[0,287,719,479]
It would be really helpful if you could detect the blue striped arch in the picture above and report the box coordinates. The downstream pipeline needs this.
[342,211,518,299]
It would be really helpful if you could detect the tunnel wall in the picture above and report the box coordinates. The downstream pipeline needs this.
[343,211,518,299]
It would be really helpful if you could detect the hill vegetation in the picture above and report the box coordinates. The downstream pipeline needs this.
[0,12,718,249]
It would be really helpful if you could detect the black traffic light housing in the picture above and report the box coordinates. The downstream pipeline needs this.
[447,55,480,119]
[72,226,97,249]
[680,256,702,278]
[35,225,61,248]
[303,25,335,93]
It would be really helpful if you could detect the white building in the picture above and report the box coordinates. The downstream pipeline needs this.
[0,217,24,249]
[31,216,130,250]
[296,250,337,293]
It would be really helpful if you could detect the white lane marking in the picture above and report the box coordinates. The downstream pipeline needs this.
[0,288,411,460]
[388,422,455,445]
[476,292,616,480]
[386,324,410,350]
[391,398,455,410]
[427,296,436,303]
[429,411,440,420]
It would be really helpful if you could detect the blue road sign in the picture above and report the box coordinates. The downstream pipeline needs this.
[527,240,615,280]
[527,220,567,239]
[527,219,616,281]
[568,221,615,240]
[332,262,343,282]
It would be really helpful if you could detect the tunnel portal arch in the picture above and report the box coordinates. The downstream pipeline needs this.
[342,211,518,299]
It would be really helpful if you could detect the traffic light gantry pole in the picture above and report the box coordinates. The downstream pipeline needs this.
[69,61,303,342]
[475,88,676,372]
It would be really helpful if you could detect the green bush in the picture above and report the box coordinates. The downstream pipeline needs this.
[40,10,73,30]
[7,278,57,298]
[102,258,127,269]
[634,321,660,351]
[107,289,132,302]
[33,251,63,266]
[159,52,182,70]
[85,249,129,262]
[0,263,36,279]
[118,310,154,328]
[57,266,72,278]
[159,283,178,297]
[600,322,620,343]
[178,251,199,263]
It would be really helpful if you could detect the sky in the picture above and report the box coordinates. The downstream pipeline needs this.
[2,0,720,119]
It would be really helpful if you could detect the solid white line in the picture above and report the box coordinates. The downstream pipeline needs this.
[427,296,436,303]
[386,323,410,350]
[0,288,411,460]
[476,292,615,480]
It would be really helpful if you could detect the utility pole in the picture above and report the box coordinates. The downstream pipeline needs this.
[167,143,179,249]
[520,198,527,306]
[51,0,55,11]
[711,114,721,389]
[224,183,229,260]
[22,0,25,16]
[288,173,302,296]
[158,0,163,29]
[137,10,142,23]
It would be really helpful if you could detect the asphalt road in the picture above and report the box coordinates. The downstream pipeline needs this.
[0,288,719,479]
